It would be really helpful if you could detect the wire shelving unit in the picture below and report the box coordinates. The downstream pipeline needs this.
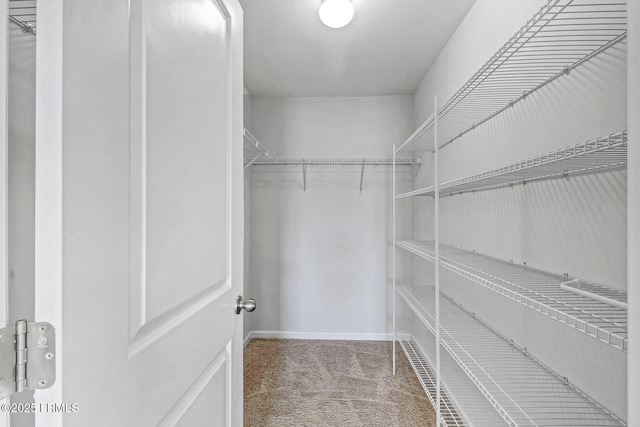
[396,0,627,154]
[397,130,627,199]
[8,0,37,35]
[397,285,625,426]
[397,240,628,352]
[390,1,628,424]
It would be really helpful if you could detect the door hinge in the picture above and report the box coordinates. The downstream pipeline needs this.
[0,320,56,399]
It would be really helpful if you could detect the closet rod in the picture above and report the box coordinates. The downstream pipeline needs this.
[250,157,420,166]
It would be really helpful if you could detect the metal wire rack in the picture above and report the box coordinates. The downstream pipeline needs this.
[400,296,521,427]
[398,285,626,426]
[398,299,512,427]
[396,0,627,154]
[8,0,36,35]
[250,157,420,166]
[251,157,420,192]
[396,240,628,352]
[243,128,269,169]
[397,130,627,199]
[397,335,469,427]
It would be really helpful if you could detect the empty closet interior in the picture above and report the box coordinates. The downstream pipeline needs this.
[242,0,634,425]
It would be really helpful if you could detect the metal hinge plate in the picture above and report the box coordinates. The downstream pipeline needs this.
[0,320,56,399]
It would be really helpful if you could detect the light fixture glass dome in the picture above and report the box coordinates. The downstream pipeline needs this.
[319,0,354,29]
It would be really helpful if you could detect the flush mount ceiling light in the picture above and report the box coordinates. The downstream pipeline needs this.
[319,0,354,29]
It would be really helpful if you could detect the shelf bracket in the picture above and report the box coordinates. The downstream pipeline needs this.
[359,162,365,194]
[302,162,307,192]
[9,15,36,36]
[244,153,262,170]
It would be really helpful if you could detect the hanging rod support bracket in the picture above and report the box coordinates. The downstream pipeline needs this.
[302,163,307,192]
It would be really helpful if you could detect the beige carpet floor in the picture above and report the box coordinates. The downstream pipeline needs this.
[244,339,436,427]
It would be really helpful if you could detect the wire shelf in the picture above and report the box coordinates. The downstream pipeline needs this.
[249,155,418,192]
[396,240,628,352]
[399,307,515,426]
[8,0,37,35]
[397,336,467,427]
[250,157,420,166]
[397,130,627,199]
[398,285,626,426]
[396,0,627,153]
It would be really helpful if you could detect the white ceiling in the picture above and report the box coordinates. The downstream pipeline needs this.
[240,0,476,97]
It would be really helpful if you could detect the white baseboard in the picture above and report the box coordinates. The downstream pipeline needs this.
[243,330,393,347]
[243,332,254,349]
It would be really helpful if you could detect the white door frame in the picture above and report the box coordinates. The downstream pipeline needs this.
[1,0,10,425]
[1,1,8,322]
[0,2,63,425]
[1,0,8,323]
[33,0,63,425]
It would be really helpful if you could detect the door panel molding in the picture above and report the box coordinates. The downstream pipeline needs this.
[158,342,231,426]
[128,0,234,350]
[129,0,148,340]
[128,278,230,358]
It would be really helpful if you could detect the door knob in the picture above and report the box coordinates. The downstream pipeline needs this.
[235,296,256,314]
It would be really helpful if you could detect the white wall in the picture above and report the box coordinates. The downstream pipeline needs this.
[411,0,627,420]
[246,95,413,340]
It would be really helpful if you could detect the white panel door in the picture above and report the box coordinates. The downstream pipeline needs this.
[34,0,244,425]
